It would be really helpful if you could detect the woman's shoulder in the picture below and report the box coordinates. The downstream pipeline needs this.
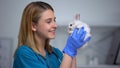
[15,45,35,56]
[13,45,47,68]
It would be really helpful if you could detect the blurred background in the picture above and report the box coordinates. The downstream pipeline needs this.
[0,0,120,68]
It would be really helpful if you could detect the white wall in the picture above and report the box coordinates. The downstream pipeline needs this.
[0,0,120,68]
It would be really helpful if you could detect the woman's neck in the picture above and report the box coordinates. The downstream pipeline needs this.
[34,33,46,57]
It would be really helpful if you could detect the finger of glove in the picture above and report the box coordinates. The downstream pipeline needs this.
[72,28,79,38]
[83,36,91,45]
[76,27,84,40]
[79,31,86,41]
[77,27,84,35]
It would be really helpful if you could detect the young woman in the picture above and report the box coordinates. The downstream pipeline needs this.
[13,1,90,68]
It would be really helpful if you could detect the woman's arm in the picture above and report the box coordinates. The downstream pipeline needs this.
[60,54,76,68]
[60,54,72,68]
[60,24,91,68]
[71,57,76,68]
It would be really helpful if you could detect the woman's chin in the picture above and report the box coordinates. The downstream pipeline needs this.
[48,35,55,39]
[50,37,55,39]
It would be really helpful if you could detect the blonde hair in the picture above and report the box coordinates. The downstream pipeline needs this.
[17,1,54,53]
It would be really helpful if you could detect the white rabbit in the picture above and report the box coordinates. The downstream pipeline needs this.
[68,14,91,48]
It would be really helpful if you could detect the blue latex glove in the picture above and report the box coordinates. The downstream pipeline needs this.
[63,27,91,57]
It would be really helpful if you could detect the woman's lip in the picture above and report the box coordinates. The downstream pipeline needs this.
[49,30,56,34]
[49,29,56,32]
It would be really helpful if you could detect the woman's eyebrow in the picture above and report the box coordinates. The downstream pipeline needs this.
[45,17,56,21]
[45,18,52,21]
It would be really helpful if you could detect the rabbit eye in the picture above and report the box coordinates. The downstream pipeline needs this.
[70,24,73,26]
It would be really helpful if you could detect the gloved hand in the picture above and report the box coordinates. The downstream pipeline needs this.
[63,27,91,58]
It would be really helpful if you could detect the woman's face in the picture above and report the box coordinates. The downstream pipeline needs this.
[32,9,57,40]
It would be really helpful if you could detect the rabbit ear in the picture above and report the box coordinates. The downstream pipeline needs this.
[75,14,80,20]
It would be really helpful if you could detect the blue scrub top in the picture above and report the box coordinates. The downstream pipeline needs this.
[13,45,63,68]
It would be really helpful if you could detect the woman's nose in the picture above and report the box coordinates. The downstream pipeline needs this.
[52,22,57,28]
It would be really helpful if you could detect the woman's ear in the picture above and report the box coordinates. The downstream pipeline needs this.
[32,23,37,31]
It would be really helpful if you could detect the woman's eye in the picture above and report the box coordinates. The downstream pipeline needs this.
[45,18,56,24]
[46,19,52,24]
[47,21,51,23]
